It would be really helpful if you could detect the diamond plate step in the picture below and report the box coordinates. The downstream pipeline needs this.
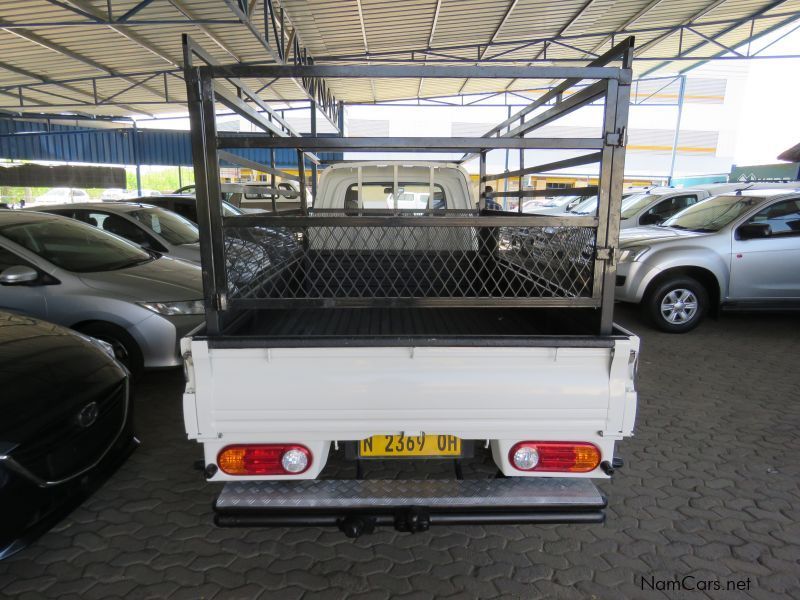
[217,477,604,509]
[214,478,606,532]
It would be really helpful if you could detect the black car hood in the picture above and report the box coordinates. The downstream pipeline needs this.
[0,312,126,446]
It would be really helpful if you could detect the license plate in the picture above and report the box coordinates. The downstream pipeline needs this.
[359,434,462,458]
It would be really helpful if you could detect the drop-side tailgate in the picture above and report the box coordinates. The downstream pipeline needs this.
[185,340,637,443]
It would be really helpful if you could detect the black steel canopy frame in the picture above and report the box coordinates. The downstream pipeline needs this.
[184,37,633,337]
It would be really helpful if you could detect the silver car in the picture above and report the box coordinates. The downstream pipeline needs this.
[36,202,202,264]
[0,210,204,370]
[536,188,710,230]
[615,189,800,332]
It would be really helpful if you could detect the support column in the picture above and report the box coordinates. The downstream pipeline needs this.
[132,121,142,195]
[667,75,686,186]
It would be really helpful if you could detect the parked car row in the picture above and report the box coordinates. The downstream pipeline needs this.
[2,183,798,388]
[0,194,220,559]
[0,208,204,371]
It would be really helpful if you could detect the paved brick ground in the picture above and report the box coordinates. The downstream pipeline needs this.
[1,307,799,599]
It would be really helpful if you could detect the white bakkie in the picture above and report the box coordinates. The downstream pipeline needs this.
[183,340,640,479]
[182,162,640,535]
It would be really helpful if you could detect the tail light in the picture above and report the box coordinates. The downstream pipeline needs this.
[509,441,600,473]
[217,444,311,475]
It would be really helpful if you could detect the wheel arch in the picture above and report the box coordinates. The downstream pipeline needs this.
[643,266,722,314]
[70,319,145,371]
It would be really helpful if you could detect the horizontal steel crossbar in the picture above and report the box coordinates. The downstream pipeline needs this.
[203,64,629,81]
[221,214,599,228]
[229,298,602,309]
[217,136,605,151]
[488,187,598,199]
[484,152,602,181]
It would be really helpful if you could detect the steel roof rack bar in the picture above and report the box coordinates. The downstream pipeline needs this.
[459,37,635,164]
[202,64,628,81]
[185,38,633,336]
[216,136,605,151]
[483,152,603,182]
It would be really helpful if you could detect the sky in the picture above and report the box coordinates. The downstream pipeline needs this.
[730,41,800,165]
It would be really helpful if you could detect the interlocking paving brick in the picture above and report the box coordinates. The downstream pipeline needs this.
[0,308,798,598]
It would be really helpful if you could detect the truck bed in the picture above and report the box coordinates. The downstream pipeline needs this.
[219,307,612,345]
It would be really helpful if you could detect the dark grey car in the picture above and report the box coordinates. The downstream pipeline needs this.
[36,202,202,264]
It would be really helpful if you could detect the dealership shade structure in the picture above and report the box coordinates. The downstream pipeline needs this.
[0,0,798,117]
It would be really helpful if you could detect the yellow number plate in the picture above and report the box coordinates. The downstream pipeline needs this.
[359,434,462,458]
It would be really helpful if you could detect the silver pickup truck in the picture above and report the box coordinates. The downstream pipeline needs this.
[616,189,800,332]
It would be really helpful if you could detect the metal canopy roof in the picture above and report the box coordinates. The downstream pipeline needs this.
[0,0,798,118]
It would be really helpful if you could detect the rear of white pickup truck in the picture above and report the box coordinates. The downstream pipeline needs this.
[182,312,639,534]
[181,36,638,535]
[179,158,641,535]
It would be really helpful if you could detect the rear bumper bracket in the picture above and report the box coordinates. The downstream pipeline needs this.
[214,478,607,536]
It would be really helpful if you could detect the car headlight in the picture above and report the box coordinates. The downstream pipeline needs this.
[77,334,116,360]
[139,300,205,316]
[618,246,650,263]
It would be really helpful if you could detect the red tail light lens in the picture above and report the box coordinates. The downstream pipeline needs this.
[509,441,601,473]
[217,444,312,475]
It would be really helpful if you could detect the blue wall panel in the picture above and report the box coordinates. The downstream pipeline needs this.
[0,119,339,167]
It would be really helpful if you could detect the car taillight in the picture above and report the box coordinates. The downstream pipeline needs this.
[217,444,311,475]
[509,442,600,473]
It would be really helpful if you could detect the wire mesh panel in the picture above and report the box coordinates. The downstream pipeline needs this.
[222,212,598,307]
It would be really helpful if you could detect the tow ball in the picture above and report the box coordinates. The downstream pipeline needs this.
[337,507,431,538]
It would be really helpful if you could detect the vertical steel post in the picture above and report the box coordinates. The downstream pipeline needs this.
[269,121,277,213]
[503,106,511,210]
[518,117,524,213]
[310,101,318,203]
[667,75,686,186]
[428,165,434,209]
[478,150,486,211]
[132,121,142,195]
[596,43,633,335]
[297,149,307,214]
[186,66,226,335]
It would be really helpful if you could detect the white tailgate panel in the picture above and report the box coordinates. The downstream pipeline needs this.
[191,343,615,441]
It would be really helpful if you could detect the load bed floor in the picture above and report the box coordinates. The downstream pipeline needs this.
[223,307,606,342]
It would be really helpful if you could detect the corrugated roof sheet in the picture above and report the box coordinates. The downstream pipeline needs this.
[0,0,796,116]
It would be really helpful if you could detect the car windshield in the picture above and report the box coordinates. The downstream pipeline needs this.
[222,201,242,216]
[662,195,764,232]
[620,193,663,219]
[0,217,152,272]
[128,207,199,245]
[568,196,599,215]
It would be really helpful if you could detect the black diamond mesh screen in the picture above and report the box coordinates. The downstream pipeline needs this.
[222,213,598,306]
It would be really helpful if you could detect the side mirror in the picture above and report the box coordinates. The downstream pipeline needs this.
[737,222,771,240]
[0,265,39,285]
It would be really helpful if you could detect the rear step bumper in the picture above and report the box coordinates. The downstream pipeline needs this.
[214,478,607,536]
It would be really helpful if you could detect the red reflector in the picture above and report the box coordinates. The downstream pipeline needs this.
[509,441,601,473]
[217,444,311,475]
